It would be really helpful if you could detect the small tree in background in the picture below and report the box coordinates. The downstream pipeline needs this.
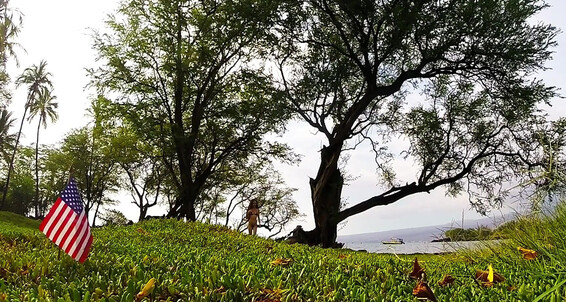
[196,162,302,238]
[3,146,34,215]
[100,209,130,227]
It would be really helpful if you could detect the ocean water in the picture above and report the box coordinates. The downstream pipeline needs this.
[342,240,495,254]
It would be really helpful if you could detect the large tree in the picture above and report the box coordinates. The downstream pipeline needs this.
[90,0,293,221]
[276,0,560,246]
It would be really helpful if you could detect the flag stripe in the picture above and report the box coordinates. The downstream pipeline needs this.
[49,207,73,243]
[79,235,93,263]
[69,216,86,258]
[69,215,89,258]
[40,178,92,263]
[56,210,80,247]
[60,212,82,252]
[44,203,68,240]
[76,233,93,263]
[54,209,75,245]
[40,199,64,236]
[39,198,62,231]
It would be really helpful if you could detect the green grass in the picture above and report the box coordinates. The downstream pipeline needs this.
[2,206,566,301]
[0,211,40,238]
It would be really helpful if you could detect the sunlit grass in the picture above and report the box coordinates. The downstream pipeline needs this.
[2,205,566,301]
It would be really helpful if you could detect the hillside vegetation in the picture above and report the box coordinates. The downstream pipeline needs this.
[1,208,566,301]
[0,211,40,238]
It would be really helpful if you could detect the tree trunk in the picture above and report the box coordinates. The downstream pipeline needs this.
[92,202,100,227]
[169,186,197,221]
[139,205,146,222]
[308,145,344,247]
[166,4,196,222]
[34,118,41,218]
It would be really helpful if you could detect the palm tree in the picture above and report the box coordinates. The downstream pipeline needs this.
[28,86,57,217]
[0,0,22,65]
[0,0,22,106]
[0,108,16,210]
[0,108,15,160]
[1,60,52,212]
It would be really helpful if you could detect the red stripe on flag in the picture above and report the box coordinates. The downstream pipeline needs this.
[44,203,68,239]
[75,227,92,261]
[40,199,63,235]
[61,212,84,253]
[49,206,73,243]
[59,213,80,251]
[56,210,80,246]
[70,215,90,259]
[78,234,93,263]
[39,199,63,233]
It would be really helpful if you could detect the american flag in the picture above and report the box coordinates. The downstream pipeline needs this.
[39,178,93,263]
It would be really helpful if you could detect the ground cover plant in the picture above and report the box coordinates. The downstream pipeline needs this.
[1,208,566,301]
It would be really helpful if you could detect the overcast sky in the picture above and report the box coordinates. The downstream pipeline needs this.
[6,0,566,236]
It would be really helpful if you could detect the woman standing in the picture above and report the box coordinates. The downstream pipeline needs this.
[246,199,260,235]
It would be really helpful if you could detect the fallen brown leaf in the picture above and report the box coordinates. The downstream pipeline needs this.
[412,280,437,302]
[438,274,455,287]
[409,258,425,280]
[475,268,505,287]
[136,228,149,235]
[517,247,538,260]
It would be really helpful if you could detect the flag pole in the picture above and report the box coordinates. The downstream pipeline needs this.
[68,164,74,184]
[58,165,74,261]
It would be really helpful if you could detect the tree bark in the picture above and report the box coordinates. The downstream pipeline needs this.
[308,145,344,247]
[168,185,198,221]
[139,205,147,222]
[167,4,198,222]
[92,202,100,227]
[34,117,41,218]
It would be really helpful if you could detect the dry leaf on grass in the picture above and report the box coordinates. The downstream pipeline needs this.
[475,264,504,287]
[136,278,156,301]
[270,258,292,267]
[517,247,538,260]
[412,280,437,302]
[438,274,455,287]
[409,258,425,280]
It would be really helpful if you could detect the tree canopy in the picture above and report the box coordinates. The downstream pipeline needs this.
[89,0,297,227]
[275,0,562,246]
